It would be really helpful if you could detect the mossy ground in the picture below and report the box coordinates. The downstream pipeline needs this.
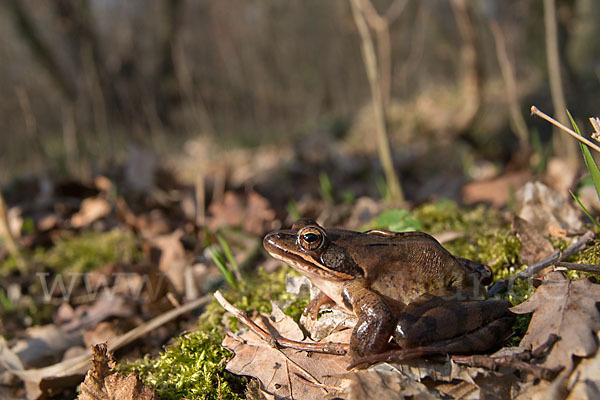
[120,267,306,400]
[0,228,141,276]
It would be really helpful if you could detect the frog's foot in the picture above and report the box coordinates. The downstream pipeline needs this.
[303,292,335,320]
[347,316,515,370]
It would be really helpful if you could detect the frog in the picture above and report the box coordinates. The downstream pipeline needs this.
[263,218,514,369]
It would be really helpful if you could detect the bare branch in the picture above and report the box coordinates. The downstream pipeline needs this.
[348,0,404,202]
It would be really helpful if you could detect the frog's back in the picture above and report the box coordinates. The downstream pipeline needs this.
[351,231,474,304]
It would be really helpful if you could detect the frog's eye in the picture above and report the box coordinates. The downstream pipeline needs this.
[298,227,326,251]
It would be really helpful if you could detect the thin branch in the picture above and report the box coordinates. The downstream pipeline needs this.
[348,0,404,203]
[489,230,595,295]
[450,0,482,133]
[214,290,348,356]
[0,191,20,258]
[452,334,562,381]
[556,261,600,274]
[543,0,577,164]
[489,20,530,154]
[531,106,600,153]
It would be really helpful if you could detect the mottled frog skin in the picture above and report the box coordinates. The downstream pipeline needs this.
[263,218,514,368]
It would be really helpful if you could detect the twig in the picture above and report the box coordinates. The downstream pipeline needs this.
[489,20,529,154]
[348,0,404,203]
[1,294,212,383]
[556,261,600,274]
[452,334,562,381]
[0,190,20,259]
[215,291,344,393]
[515,230,593,280]
[590,117,600,141]
[531,106,600,153]
[214,290,348,355]
[543,0,577,164]
[489,230,595,295]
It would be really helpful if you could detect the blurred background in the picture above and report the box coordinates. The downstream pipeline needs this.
[1,0,599,200]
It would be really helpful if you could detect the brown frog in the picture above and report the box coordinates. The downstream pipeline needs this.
[263,218,514,368]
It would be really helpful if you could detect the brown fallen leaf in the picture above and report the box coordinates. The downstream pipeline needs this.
[0,296,210,400]
[244,191,277,236]
[78,343,157,400]
[512,216,554,266]
[515,181,582,236]
[462,170,531,207]
[71,197,111,228]
[566,332,600,400]
[510,272,600,372]
[222,304,351,399]
[208,191,277,235]
[148,230,187,294]
[61,292,136,332]
[11,324,83,369]
[342,368,440,400]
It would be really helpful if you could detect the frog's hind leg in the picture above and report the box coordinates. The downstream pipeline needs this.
[347,315,515,370]
[396,299,513,348]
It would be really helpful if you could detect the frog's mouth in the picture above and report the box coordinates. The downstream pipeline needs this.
[263,233,353,280]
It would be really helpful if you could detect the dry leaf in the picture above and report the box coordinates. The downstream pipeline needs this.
[223,306,351,399]
[61,292,135,332]
[209,191,276,235]
[148,230,187,294]
[71,197,111,228]
[515,181,582,236]
[209,192,245,229]
[78,343,157,400]
[389,358,485,384]
[462,171,531,207]
[11,325,83,368]
[244,191,276,235]
[512,216,554,266]
[510,272,600,371]
[566,332,600,400]
[343,368,440,400]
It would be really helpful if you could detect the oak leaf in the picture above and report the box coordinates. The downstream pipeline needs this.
[78,343,156,400]
[510,272,600,371]
[222,305,351,400]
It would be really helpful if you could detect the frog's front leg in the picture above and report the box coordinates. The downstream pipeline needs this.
[303,291,335,320]
[343,281,397,359]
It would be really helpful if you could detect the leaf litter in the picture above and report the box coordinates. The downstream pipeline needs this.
[1,141,600,399]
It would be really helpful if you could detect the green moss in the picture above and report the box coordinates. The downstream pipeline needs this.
[1,229,142,276]
[122,265,304,400]
[571,240,600,264]
[38,229,142,273]
[120,326,245,400]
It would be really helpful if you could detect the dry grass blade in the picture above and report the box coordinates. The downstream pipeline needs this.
[530,106,600,153]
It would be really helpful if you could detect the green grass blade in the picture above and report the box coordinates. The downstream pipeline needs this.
[319,172,334,204]
[209,247,237,289]
[570,190,600,231]
[568,110,600,201]
[216,234,239,274]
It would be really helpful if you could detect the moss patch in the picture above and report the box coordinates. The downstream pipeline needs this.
[121,266,304,400]
[0,229,142,276]
[414,200,521,273]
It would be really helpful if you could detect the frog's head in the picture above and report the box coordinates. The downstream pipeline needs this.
[263,218,364,282]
